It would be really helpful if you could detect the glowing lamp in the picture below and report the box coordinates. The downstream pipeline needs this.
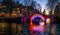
[45,11,49,15]
[46,18,51,25]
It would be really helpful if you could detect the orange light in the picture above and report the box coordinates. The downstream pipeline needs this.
[30,22,33,25]
[30,22,34,30]
[17,11,20,13]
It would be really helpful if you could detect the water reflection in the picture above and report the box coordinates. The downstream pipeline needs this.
[0,23,22,35]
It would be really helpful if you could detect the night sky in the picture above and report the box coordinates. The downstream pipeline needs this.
[34,0,47,11]
[15,0,47,11]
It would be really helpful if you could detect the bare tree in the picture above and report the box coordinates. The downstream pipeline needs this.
[31,1,36,9]
[24,0,33,6]
[54,3,60,16]
[46,0,59,11]
[31,1,41,10]
[37,3,41,10]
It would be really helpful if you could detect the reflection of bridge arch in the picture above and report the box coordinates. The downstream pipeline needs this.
[30,14,46,35]
[30,14,45,22]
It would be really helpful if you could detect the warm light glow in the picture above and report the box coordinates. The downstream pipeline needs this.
[0,23,8,28]
[46,18,51,25]
[52,11,54,15]
[16,8,20,10]
[1,12,5,15]
[45,11,49,15]
[12,13,16,17]
[12,10,15,13]
[0,5,7,8]
[20,14,22,16]
[5,13,9,17]
[17,11,20,13]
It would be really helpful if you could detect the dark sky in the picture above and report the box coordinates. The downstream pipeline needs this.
[18,0,47,11]
[34,0,47,11]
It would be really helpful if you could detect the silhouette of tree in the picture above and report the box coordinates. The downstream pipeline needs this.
[46,0,59,11]
[31,1,36,9]
[54,3,60,16]
[37,3,41,11]
[24,0,33,6]
[31,1,41,10]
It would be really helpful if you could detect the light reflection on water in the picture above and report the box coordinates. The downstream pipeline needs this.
[0,23,22,35]
[0,22,59,35]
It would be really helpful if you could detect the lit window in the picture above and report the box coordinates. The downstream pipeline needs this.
[5,13,9,17]
[12,13,16,18]
[17,11,20,13]
[12,10,15,13]
[16,8,20,10]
